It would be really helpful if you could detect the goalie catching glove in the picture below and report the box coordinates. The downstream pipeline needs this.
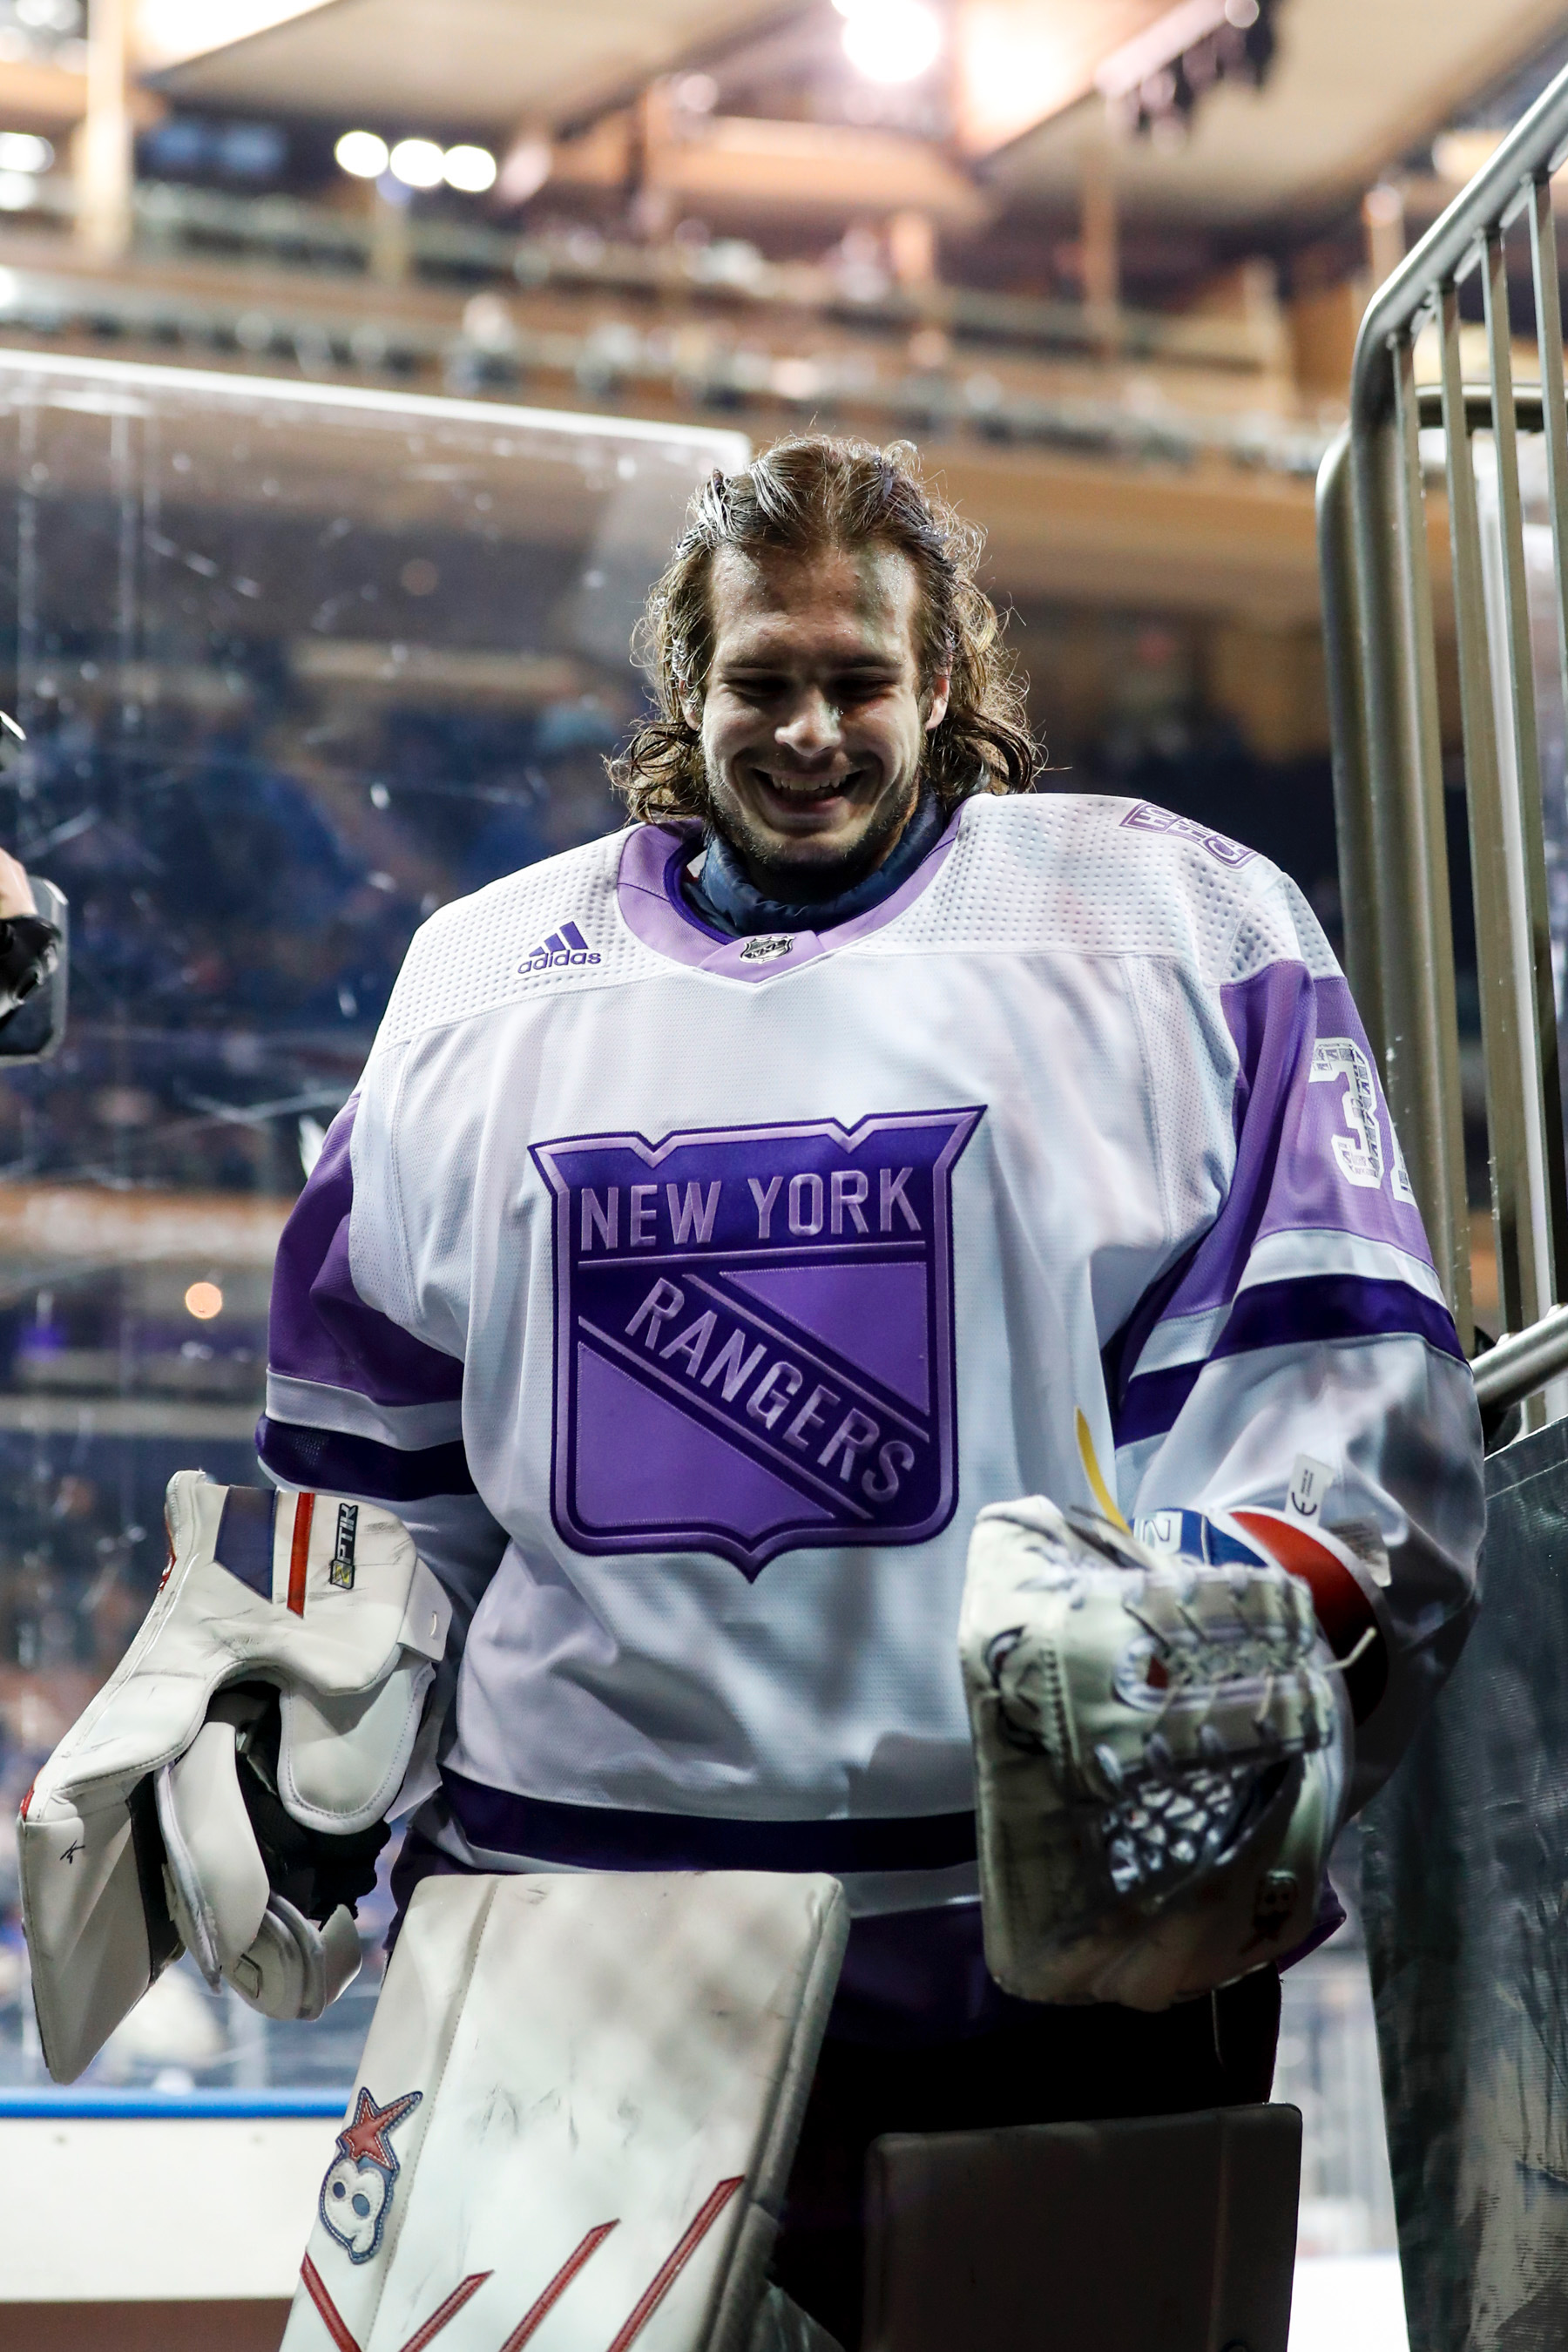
[959,1497,1349,2012]
[19,1470,449,2082]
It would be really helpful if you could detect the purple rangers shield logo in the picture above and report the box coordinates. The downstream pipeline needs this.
[531,1108,983,1576]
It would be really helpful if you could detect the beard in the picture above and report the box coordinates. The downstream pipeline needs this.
[703,765,922,903]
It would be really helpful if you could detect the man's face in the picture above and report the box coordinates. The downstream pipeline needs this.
[691,541,950,896]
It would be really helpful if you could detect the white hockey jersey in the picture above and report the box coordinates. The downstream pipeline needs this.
[259,791,1484,1960]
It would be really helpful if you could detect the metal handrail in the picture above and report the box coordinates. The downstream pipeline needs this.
[1351,86,1568,434]
[1474,1306,1568,1412]
[1321,55,1568,1420]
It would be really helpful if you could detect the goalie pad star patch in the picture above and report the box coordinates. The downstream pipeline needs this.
[319,2085,422,2264]
[531,1108,982,1576]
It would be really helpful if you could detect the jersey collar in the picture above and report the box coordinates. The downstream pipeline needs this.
[615,807,963,983]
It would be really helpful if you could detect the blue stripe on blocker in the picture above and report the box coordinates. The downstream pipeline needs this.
[215,1485,276,1598]
[444,1770,978,1875]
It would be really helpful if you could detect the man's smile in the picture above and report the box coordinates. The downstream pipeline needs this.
[744,761,876,826]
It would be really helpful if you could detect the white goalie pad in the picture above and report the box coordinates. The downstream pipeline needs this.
[19,1470,449,2083]
[283,1871,848,2352]
[960,1497,1348,2011]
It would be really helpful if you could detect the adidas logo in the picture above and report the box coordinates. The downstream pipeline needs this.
[522,919,602,976]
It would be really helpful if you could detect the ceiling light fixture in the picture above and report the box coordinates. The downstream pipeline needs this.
[389,137,445,190]
[442,143,497,193]
[839,0,942,88]
[0,133,51,173]
[674,72,719,114]
[496,133,551,206]
[335,129,388,179]
[1096,0,1281,140]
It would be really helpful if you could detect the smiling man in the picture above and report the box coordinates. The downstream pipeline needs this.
[256,436,1483,2344]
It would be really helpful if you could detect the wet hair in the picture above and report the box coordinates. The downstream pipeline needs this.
[608,433,1038,823]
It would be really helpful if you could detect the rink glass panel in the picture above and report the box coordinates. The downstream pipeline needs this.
[0,353,745,2093]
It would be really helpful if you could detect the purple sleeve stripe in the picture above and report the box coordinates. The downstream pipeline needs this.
[1219,1274,1463,1365]
[443,1767,978,1875]
[264,1372,463,1453]
[255,1415,476,1502]
[269,1100,464,1410]
[1112,1272,1464,1447]
[1113,1359,1206,1448]
[1101,1229,1203,1408]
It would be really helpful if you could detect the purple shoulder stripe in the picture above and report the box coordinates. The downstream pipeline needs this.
[269,1100,463,1410]
[1105,959,1460,1447]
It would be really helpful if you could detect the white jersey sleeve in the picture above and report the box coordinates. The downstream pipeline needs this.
[1106,865,1482,1815]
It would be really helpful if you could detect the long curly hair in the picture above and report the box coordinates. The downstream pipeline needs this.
[609,434,1038,823]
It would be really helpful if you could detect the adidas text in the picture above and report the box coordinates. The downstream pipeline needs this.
[523,920,602,976]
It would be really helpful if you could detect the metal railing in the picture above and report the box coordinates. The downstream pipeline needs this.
[1319,62,1568,1419]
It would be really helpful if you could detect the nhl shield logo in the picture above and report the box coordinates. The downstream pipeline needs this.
[531,1108,983,1577]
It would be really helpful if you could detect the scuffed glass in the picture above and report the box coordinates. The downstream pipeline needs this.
[0,352,746,2094]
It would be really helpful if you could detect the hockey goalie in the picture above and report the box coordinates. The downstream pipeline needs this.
[19,436,1483,2352]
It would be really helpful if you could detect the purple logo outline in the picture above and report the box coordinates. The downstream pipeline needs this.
[531,1108,983,1576]
[1119,802,1255,868]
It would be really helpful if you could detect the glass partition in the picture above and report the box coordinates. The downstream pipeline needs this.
[0,351,746,2094]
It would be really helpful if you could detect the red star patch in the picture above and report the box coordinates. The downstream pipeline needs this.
[336,2085,422,2173]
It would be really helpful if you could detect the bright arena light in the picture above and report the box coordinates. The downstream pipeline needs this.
[0,133,51,172]
[184,1281,224,1321]
[841,0,942,84]
[335,128,388,179]
[389,137,445,189]
[443,143,497,193]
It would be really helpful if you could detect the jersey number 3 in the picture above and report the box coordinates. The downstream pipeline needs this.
[1310,1037,1416,1204]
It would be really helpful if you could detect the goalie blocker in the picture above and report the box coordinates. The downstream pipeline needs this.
[19,1470,449,2083]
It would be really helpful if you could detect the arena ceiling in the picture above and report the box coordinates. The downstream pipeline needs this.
[990,0,1568,224]
[150,0,1568,225]
[146,0,795,133]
